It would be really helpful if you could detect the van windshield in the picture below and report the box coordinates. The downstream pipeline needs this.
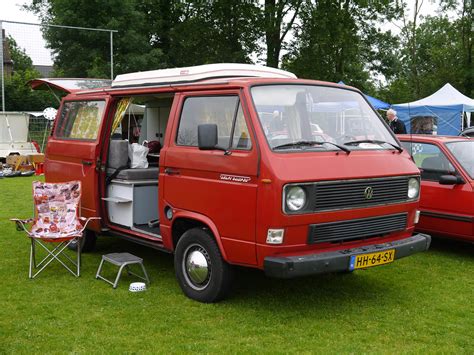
[251,85,398,152]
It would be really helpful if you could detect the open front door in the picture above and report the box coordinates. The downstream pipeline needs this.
[44,98,109,228]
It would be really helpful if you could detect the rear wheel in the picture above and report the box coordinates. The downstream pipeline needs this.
[174,228,233,303]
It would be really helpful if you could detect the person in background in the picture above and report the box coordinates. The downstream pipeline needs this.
[386,108,407,134]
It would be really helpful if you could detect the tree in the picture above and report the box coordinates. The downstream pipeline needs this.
[263,0,302,68]
[4,37,57,111]
[29,0,166,77]
[29,0,263,76]
[380,0,473,102]
[397,0,425,97]
[166,1,262,66]
[454,0,473,96]
[282,0,402,93]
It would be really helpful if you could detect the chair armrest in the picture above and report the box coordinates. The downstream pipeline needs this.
[10,218,34,235]
[10,218,34,223]
[77,217,101,234]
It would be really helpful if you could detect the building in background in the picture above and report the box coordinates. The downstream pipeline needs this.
[2,29,13,78]
[34,65,54,78]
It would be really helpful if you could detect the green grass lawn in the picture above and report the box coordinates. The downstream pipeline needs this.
[1,176,473,353]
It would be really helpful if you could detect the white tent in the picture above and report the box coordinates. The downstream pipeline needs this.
[393,83,474,135]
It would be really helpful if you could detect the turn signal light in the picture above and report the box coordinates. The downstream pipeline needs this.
[266,229,284,244]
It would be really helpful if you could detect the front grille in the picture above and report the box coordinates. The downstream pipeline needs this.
[307,213,407,244]
[312,177,410,211]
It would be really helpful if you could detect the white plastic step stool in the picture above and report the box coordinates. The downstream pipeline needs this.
[96,252,150,288]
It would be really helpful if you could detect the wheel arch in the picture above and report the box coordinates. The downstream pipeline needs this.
[171,211,228,261]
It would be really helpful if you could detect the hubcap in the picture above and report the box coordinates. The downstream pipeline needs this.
[183,244,211,290]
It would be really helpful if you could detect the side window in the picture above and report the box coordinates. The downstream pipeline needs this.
[177,96,252,150]
[177,96,237,147]
[55,101,105,140]
[231,105,252,150]
[402,142,455,181]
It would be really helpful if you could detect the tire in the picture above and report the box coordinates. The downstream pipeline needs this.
[174,228,233,303]
[67,229,97,252]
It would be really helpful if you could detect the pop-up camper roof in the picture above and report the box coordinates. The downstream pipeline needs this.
[111,63,297,88]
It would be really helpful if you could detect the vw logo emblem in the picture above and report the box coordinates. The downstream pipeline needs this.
[364,186,374,199]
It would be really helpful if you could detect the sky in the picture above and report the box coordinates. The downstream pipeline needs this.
[1,0,443,68]
[1,0,53,65]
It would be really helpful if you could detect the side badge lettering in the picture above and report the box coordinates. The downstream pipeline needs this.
[220,174,251,183]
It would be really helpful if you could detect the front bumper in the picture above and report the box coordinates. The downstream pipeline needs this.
[264,233,431,278]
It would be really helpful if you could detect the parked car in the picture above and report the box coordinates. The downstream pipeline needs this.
[459,127,474,137]
[399,135,473,242]
[31,64,430,302]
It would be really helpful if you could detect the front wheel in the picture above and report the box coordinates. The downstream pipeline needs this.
[174,228,233,303]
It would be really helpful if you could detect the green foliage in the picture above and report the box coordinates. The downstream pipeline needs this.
[0,176,473,353]
[4,37,57,111]
[380,0,473,102]
[8,36,34,72]
[282,0,402,93]
[165,1,262,66]
[263,0,303,68]
[29,0,262,76]
[29,0,164,77]
[24,0,473,104]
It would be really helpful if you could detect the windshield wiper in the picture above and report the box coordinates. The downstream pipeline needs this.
[343,139,403,153]
[273,140,350,154]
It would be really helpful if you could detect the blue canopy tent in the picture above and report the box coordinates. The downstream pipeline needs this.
[337,81,390,110]
[392,83,474,135]
[366,95,390,110]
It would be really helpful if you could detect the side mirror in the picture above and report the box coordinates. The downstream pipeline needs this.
[197,124,231,155]
[439,175,464,185]
[198,124,218,150]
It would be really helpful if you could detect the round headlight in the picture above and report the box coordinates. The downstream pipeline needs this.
[408,178,420,199]
[286,186,307,211]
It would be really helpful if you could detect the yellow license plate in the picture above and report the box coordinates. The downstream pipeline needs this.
[349,249,395,270]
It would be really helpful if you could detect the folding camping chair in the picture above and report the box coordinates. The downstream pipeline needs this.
[11,181,100,279]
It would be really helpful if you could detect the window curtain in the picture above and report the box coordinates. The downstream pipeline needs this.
[111,98,132,134]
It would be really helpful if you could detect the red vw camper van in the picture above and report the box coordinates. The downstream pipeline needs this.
[32,64,431,302]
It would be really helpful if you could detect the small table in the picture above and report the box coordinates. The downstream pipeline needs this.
[96,252,150,289]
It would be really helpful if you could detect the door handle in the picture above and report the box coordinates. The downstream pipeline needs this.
[82,160,93,166]
[164,168,180,175]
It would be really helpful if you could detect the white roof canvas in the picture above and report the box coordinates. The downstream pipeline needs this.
[112,63,297,88]
[395,83,474,108]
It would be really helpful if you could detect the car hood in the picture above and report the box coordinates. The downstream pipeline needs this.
[268,150,420,182]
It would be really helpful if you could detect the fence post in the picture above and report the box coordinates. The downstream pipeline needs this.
[0,20,5,112]
[110,31,114,80]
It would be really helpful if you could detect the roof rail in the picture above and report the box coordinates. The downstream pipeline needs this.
[112,63,297,88]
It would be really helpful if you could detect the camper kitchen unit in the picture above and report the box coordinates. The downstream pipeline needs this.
[31,64,431,302]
